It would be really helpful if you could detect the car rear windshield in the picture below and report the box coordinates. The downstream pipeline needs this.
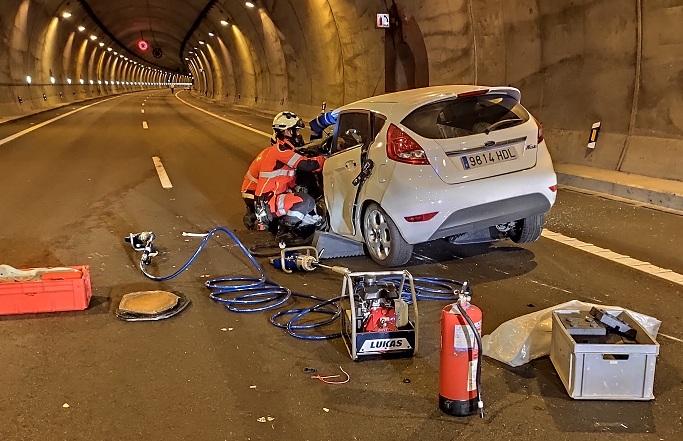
[401,93,530,139]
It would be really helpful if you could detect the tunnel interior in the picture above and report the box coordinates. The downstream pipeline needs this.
[1,0,681,180]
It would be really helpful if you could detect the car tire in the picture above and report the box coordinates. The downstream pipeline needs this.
[510,214,545,243]
[362,203,413,267]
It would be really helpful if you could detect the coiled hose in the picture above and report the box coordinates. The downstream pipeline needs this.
[136,226,469,340]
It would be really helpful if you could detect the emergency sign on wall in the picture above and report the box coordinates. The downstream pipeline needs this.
[376,13,390,28]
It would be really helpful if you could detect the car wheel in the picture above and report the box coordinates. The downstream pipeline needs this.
[510,214,545,243]
[362,203,413,267]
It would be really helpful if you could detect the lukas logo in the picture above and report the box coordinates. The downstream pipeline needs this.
[359,338,411,353]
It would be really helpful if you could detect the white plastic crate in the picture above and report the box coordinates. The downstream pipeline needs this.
[550,309,659,400]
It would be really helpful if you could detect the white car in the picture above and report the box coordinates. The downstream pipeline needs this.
[320,85,557,266]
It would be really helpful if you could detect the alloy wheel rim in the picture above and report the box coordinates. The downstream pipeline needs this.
[364,208,391,260]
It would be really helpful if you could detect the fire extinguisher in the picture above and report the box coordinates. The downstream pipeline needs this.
[439,282,484,417]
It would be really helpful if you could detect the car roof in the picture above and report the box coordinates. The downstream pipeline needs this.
[335,85,521,120]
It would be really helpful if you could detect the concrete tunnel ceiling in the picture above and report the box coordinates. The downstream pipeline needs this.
[83,0,209,72]
[1,0,681,182]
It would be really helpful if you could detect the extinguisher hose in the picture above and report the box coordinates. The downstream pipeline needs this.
[455,301,484,418]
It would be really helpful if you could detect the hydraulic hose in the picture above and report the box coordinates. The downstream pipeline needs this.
[134,226,471,341]
[136,226,340,339]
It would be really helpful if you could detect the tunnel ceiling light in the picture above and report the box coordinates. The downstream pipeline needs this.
[25,75,32,84]
[77,25,85,32]
[105,80,109,84]
[208,32,215,37]
[220,20,229,26]
[89,79,94,84]
[89,35,97,41]
[184,57,189,61]
[61,11,72,19]
[98,80,102,84]
[98,42,104,47]
[50,76,56,84]
[198,40,205,45]
[79,79,84,84]
[67,78,72,84]
[107,47,112,52]
[245,1,255,8]
[114,51,118,55]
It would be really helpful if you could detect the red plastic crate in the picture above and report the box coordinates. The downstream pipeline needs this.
[0,265,92,315]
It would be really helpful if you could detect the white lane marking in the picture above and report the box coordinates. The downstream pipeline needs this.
[152,156,173,189]
[142,103,145,107]
[142,121,148,129]
[141,109,145,114]
[174,91,271,138]
[659,333,683,343]
[0,96,120,147]
[543,230,683,286]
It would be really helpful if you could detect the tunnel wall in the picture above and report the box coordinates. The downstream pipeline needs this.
[186,0,681,181]
[2,1,679,181]
[0,0,186,121]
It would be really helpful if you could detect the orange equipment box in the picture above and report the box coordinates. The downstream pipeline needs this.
[0,266,92,315]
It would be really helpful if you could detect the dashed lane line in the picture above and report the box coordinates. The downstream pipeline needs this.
[0,96,120,147]
[152,156,173,189]
[141,109,145,114]
[142,121,149,129]
[174,91,271,138]
[542,230,683,287]
[175,90,681,287]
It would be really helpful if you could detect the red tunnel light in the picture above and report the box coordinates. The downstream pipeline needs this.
[137,40,149,51]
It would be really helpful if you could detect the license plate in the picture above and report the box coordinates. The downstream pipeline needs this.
[460,146,518,170]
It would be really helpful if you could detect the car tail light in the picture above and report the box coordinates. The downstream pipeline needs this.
[386,124,429,165]
[405,212,438,222]
[549,185,557,192]
[536,118,544,143]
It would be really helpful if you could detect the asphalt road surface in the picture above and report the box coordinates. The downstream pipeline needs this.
[0,90,681,441]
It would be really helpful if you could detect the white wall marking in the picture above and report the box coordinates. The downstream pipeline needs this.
[542,230,683,286]
[152,156,173,189]
[0,96,120,147]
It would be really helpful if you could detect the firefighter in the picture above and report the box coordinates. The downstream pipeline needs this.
[252,111,325,231]
[240,146,268,230]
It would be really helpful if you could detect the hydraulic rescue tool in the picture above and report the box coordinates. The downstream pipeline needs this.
[269,246,419,360]
[341,270,418,360]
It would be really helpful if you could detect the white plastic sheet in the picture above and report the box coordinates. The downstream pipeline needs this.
[481,300,661,367]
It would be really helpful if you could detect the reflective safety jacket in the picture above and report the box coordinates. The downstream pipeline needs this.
[254,140,324,204]
[240,148,267,199]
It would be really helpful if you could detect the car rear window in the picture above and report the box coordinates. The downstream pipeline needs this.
[401,93,530,139]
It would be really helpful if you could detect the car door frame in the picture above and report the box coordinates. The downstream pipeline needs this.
[324,110,372,236]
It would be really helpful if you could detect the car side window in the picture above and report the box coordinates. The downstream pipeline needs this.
[332,112,371,155]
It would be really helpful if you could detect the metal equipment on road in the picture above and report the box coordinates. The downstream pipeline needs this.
[341,270,418,360]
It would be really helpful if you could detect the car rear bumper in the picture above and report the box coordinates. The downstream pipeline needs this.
[427,193,551,241]
[379,161,557,244]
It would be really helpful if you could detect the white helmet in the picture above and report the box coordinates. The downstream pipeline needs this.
[272,111,304,132]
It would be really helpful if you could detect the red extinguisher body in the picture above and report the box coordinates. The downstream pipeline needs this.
[439,302,482,416]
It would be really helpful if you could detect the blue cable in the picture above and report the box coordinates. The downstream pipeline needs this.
[136,226,469,340]
[137,226,339,339]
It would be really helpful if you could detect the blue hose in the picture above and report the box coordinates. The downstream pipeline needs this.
[136,226,468,340]
[137,226,340,339]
